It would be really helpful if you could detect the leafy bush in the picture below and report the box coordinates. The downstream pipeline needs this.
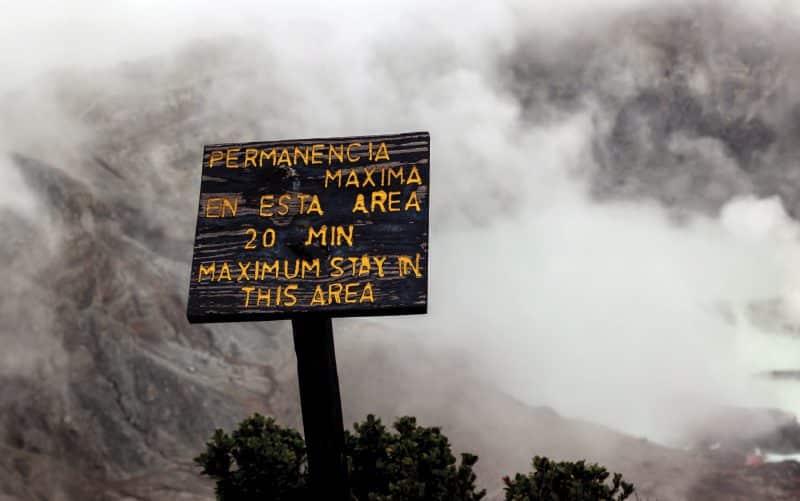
[503,456,634,501]
[346,415,485,501]
[195,414,308,500]
[195,413,485,501]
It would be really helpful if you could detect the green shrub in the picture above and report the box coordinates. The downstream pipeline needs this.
[195,414,308,501]
[503,456,634,501]
[195,413,485,501]
[346,415,485,501]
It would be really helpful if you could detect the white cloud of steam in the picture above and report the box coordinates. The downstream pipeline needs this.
[3,0,800,448]
[418,185,800,443]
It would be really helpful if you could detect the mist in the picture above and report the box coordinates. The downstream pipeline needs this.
[3,0,800,491]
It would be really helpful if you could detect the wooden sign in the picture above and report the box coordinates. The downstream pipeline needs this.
[187,131,430,323]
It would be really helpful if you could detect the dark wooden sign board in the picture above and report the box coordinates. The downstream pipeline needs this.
[187,131,429,323]
[186,131,430,500]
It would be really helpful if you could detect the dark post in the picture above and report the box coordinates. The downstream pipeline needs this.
[292,315,349,500]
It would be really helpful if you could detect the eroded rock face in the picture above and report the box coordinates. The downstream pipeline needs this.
[688,461,800,501]
[507,4,800,219]
[0,128,301,500]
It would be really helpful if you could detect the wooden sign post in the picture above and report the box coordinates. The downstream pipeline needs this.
[186,132,430,498]
[292,315,348,499]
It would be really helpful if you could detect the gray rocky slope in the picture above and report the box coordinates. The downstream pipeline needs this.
[3,3,800,500]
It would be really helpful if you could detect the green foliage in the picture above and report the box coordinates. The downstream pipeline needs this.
[195,413,485,501]
[345,415,485,501]
[196,414,637,501]
[194,414,308,501]
[503,456,635,501]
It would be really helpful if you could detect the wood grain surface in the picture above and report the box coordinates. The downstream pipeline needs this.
[187,131,430,323]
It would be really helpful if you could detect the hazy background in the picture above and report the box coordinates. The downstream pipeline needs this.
[3,0,800,498]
